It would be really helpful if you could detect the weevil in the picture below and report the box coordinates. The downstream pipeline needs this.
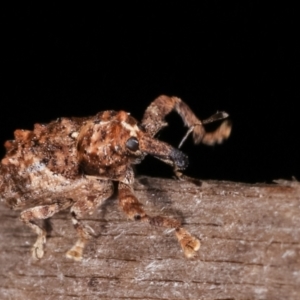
[0,95,231,260]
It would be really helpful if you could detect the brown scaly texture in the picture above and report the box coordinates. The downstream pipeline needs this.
[142,95,231,144]
[0,95,231,261]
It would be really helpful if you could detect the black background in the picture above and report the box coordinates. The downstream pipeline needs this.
[1,3,298,183]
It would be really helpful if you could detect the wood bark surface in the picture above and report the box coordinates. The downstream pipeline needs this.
[0,176,299,300]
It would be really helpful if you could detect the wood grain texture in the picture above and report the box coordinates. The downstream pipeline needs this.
[0,177,299,300]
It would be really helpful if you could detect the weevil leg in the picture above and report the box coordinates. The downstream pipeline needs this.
[66,180,113,261]
[142,95,231,145]
[66,209,93,262]
[200,119,232,145]
[142,95,204,140]
[20,199,73,260]
[118,182,200,258]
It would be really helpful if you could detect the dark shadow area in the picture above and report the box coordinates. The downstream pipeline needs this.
[1,3,298,183]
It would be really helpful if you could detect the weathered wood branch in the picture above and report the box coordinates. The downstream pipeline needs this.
[0,177,299,300]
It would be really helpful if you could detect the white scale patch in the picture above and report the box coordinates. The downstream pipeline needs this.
[121,121,139,137]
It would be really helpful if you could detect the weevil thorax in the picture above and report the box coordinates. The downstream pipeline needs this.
[76,110,145,178]
[76,110,189,180]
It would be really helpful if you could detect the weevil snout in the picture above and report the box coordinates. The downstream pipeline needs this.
[138,134,189,170]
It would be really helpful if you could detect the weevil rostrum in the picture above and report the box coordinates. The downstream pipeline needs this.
[0,95,231,261]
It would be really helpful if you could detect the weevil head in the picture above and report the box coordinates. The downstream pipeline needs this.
[76,110,188,177]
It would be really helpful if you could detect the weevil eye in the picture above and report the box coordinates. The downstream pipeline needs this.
[126,137,139,151]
